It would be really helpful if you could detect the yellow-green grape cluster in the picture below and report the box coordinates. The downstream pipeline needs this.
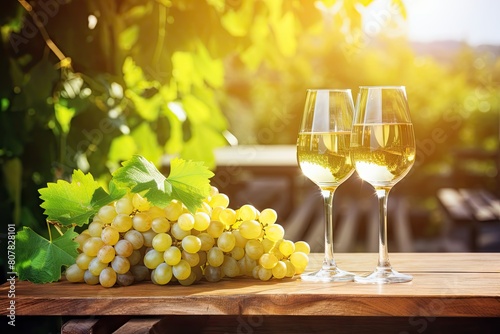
[65,187,310,287]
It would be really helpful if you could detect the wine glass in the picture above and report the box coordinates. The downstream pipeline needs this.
[297,89,355,282]
[350,86,416,284]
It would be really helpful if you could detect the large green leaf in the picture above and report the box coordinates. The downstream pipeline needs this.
[16,227,79,283]
[112,155,213,212]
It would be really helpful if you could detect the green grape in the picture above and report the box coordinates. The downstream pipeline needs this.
[114,239,134,257]
[182,235,202,254]
[143,249,164,269]
[238,204,258,221]
[84,270,100,285]
[221,256,240,278]
[211,206,224,221]
[279,240,295,257]
[261,238,275,253]
[193,212,210,231]
[152,232,173,252]
[272,245,285,260]
[252,265,261,279]
[182,250,200,267]
[197,251,207,266]
[198,232,215,251]
[209,193,230,208]
[130,265,150,282]
[204,265,222,282]
[133,212,152,232]
[164,200,183,221]
[164,246,182,266]
[112,214,133,233]
[258,266,273,281]
[294,241,311,254]
[173,259,191,280]
[209,185,219,197]
[99,267,117,288]
[146,206,167,219]
[219,208,236,226]
[101,226,120,246]
[83,237,105,257]
[123,230,145,250]
[74,233,90,252]
[284,260,296,278]
[171,222,190,240]
[196,201,212,216]
[97,244,116,264]
[238,255,257,276]
[259,208,277,226]
[207,247,224,267]
[259,253,279,270]
[232,230,247,248]
[272,261,287,279]
[265,224,285,242]
[75,253,93,270]
[290,252,309,274]
[153,263,172,285]
[230,246,245,261]
[217,231,236,253]
[178,213,195,231]
[141,230,157,247]
[239,220,262,240]
[111,255,131,274]
[178,271,197,286]
[128,249,142,266]
[191,265,203,282]
[206,220,225,238]
[88,257,108,276]
[115,196,134,215]
[97,205,117,224]
[151,216,170,233]
[245,239,264,260]
[65,263,85,282]
[116,271,135,286]
[132,193,150,211]
[87,221,103,237]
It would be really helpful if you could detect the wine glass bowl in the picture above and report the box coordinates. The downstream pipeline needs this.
[297,89,355,282]
[350,86,416,284]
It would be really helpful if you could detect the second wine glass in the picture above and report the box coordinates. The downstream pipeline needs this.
[350,86,416,284]
[297,89,355,282]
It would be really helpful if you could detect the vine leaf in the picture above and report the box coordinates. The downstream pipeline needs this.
[112,155,214,212]
[38,170,125,227]
[15,227,79,283]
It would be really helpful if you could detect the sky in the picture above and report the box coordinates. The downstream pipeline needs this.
[404,0,500,46]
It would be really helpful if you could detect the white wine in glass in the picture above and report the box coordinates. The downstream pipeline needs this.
[350,86,416,284]
[297,89,355,282]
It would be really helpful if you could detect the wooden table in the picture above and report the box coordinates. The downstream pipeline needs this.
[1,253,499,333]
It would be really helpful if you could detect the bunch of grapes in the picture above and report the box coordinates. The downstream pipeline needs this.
[65,186,310,287]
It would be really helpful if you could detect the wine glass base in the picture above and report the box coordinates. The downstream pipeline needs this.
[301,267,354,282]
[354,267,412,284]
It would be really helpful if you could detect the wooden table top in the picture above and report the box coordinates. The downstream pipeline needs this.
[2,253,499,317]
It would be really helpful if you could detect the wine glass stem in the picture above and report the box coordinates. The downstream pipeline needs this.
[321,189,337,269]
[376,188,391,269]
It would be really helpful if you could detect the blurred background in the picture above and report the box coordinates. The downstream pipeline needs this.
[1,0,499,265]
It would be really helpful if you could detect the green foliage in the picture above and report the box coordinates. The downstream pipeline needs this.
[39,169,125,226]
[16,226,79,283]
[112,155,214,212]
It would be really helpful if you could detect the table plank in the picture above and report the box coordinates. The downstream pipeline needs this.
[2,253,499,318]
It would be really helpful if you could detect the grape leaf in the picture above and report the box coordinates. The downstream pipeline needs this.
[112,155,214,212]
[167,158,214,212]
[15,227,79,283]
[39,169,99,226]
[39,170,125,226]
